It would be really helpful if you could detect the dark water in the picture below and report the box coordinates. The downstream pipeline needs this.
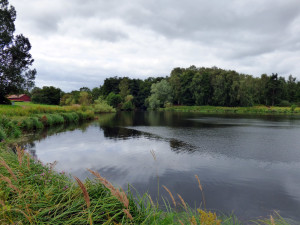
[26,112,300,222]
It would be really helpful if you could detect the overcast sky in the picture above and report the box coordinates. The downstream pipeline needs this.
[10,0,300,91]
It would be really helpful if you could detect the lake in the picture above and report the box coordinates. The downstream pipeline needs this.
[24,112,300,222]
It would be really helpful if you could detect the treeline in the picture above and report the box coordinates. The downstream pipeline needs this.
[29,66,300,110]
[167,66,300,107]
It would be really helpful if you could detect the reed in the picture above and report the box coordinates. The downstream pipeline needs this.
[163,185,176,207]
[74,176,91,208]
[195,174,206,209]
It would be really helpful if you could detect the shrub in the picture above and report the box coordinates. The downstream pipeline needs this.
[278,100,291,107]
[291,104,297,112]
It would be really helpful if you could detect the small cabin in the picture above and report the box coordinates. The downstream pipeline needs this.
[7,94,31,102]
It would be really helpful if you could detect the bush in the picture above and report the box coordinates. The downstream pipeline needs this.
[94,97,116,113]
[122,101,134,111]
[278,100,291,107]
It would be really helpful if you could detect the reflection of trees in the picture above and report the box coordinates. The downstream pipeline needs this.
[102,126,143,140]
[169,139,196,153]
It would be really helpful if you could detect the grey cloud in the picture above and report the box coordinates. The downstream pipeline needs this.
[9,0,300,90]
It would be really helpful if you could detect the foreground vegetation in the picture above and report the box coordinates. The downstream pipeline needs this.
[160,105,300,114]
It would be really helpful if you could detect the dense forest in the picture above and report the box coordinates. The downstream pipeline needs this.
[29,66,300,110]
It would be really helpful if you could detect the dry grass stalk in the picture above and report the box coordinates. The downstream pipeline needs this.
[87,169,129,209]
[177,194,187,211]
[270,215,275,225]
[16,146,24,166]
[0,174,20,193]
[147,194,155,208]
[11,209,32,223]
[123,209,133,220]
[74,176,90,208]
[0,159,18,181]
[150,149,156,161]
[195,175,203,192]
[162,185,176,207]
[178,220,184,225]
[195,175,206,209]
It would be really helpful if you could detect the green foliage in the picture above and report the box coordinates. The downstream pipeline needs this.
[78,91,92,106]
[278,100,291,107]
[106,92,122,108]
[31,86,62,105]
[0,0,36,104]
[147,79,173,110]
[93,97,116,113]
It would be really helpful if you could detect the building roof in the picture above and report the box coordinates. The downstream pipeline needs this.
[7,94,28,99]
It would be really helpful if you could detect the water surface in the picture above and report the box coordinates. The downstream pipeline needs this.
[26,112,300,222]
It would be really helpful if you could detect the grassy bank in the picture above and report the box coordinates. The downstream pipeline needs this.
[160,105,300,114]
[0,103,295,224]
[0,102,95,143]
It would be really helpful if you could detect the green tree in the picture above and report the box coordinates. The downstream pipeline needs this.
[0,0,36,104]
[191,70,212,105]
[79,91,92,106]
[106,92,122,108]
[31,86,61,105]
[146,79,173,109]
[119,77,130,99]
[169,67,184,105]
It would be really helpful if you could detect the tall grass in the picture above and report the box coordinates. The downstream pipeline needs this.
[160,105,300,114]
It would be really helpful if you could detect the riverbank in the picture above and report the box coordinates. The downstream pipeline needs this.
[0,103,293,224]
[160,105,300,114]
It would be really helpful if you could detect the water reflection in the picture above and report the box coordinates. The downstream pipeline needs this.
[25,112,300,222]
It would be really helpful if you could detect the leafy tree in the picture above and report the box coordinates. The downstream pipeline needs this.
[191,70,212,105]
[147,79,173,109]
[79,87,91,93]
[31,86,61,105]
[169,67,184,105]
[100,77,122,96]
[78,91,92,106]
[119,77,130,99]
[91,87,101,100]
[106,92,122,108]
[0,0,36,104]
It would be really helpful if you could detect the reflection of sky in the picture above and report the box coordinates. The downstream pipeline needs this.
[31,118,300,221]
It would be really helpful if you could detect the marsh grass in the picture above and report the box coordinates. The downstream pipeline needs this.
[160,105,300,114]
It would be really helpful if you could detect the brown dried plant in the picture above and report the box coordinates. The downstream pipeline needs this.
[74,176,90,208]
[177,194,187,211]
[87,169,130,209]
[0,174,20,193]
[16,146,24,166]
[123,209,133,220]
[179,219,185,225]
[0,158,17,181]
[270,215,275,225]
[162,185,176,207]
[150,149,156,161]
[195,175,206,209]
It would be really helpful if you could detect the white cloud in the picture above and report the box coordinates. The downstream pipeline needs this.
[9,0,300,91]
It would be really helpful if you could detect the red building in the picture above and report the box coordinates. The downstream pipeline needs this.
[7,94,31,102]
